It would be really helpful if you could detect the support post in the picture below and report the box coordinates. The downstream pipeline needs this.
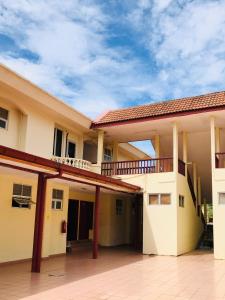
[97,130,104,166]
[216,127,220,153]
[210,117,216,170]
[93,186,100,259]
[31,173,47,273]
[182,132,188,177]
[173,123,178,173]
[155,135,160,158]
[113,141,118,161]
[193,163,197,200]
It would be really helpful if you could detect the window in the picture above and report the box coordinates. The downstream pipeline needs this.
[179,195,185,207]
[12,184,32,208]
[0,107,9,129]
[116,199,123,215]
[53,128,63,156]
[52,189,63,210]
[67,141,76,158]
[160,194,171,205]
[149,194,159,205]
[149,194,171,205]
[219,193,225,205]
[104,148,112,161]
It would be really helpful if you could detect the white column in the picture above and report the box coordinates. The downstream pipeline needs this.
[97,130,104,165]
[173,123,178,173]
[155,135,160,158]
[203,198,207,223]
[210,117,216,170]
[193,163,197,199]
[216,127,220,153]
[182,132,188,177]
[197,177,201,206]
[77,135,84,159]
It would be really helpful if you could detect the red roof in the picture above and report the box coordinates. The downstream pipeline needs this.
[91,91,225,128]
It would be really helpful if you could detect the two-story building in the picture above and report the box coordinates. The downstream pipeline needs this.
[1,64,225,274]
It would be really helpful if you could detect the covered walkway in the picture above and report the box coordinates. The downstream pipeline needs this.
[1,249,225,300]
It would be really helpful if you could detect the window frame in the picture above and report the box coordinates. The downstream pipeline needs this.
[66,139,76,158]
[53,127,64,157]
[104,147,112,162]
[0,106,9,130]
[149,193,171,205]
[52,188,64,210]
[12,183,32,209]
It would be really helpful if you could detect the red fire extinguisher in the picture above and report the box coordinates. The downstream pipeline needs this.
[61,220,67,233]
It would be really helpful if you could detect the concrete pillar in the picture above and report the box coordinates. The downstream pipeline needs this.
[173,123,178,173]
[193,163,197,199]
[77,135,84,159]
[155,135,160,158]
[197,177,201,206]
[216,127,220,153]
[210,117,216,170]
[97,130,104,165]
[113,141,118,161]
[182,132,188,177]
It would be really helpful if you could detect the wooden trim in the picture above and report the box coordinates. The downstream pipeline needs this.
[0,145,140,192]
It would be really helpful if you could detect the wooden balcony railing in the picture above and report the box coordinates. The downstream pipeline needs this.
[101,158,184,176]
[215,153,225,168]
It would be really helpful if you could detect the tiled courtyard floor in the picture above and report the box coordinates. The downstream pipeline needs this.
[0,246,225,300]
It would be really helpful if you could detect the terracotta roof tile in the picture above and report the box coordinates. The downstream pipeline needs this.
[91,91,225,127]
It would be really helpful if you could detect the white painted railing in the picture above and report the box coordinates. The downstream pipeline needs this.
[52,156,91,170]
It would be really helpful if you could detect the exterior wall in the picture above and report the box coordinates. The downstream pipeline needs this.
[0,172,37,263]
[42,181,69,257]
[0,100,21,149]
[177,174,203,255]
[69,190,132,247]
[0,171,69,263]
[119,172,178,255]
[212,169,225,259]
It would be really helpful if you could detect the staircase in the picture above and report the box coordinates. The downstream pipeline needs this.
[198,224,213,249]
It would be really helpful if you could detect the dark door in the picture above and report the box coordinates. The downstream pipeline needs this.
[68,141,76,158]
[79,201,94,240]
[67,200,79,241]
[133,195,143,251]
[53,128,63,156]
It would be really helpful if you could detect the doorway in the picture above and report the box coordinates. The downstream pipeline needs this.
[67,199,94,242]
[132,195,143,251]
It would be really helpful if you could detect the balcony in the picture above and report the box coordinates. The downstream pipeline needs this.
[101,158,185,176]
[52,156,91,171]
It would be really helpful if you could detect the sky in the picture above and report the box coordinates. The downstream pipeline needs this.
[1,0,225,154]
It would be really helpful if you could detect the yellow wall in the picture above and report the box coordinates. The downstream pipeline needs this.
[69,190,132,247]
[119,172,178,255]
[0,172,37,263]
[0,171,69,263]
[212,169,225,259]
[177,174,203,255]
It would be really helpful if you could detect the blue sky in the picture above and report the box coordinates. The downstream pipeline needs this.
[1,0,225,156]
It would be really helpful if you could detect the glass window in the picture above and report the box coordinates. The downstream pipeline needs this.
[52,189,63,210]
[160,194,171,205]
[12,184,32,208]
[149,194,159,205]
[0,107,9,129]
[53,128,63,156]
[104,148,112,161]
[219,193,225,205]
